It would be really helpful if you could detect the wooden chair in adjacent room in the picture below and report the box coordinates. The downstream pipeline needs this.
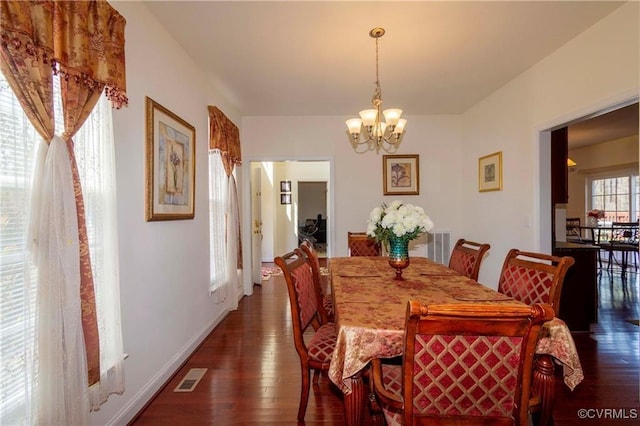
[448,238,491,281]
[497,249,575,314]
[347,231,382,256]
[299,239,334,323]
[604,221,639,274]
[565,217,582,242]
[274,248,337,422]
[370,300,554,425]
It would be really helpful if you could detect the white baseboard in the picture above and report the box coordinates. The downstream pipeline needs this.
[102,310,228,425]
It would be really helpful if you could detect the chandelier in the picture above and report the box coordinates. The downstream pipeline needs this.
[346,27,407,153]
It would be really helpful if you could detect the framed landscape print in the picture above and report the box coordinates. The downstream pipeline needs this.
[383,154,419,195]
[145,97,196,221]
[478,151,503,192]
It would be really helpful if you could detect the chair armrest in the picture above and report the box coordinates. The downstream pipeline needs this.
[370,359,403,410]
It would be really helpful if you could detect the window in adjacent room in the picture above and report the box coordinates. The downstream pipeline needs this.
[589,172,640,223]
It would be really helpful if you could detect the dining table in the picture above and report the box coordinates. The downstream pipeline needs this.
[328,256,583,426]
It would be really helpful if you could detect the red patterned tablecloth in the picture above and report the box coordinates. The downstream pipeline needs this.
[328,256,584,394]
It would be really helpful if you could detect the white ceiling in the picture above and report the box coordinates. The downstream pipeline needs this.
[568,102,638,149]
[142,1,637,146]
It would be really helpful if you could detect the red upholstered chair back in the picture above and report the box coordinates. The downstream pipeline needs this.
[498,249,575,313]
[448,238,491,281]
[400,301,553,425]
[348,232,382,256]
[274,248,337,421]
[299,239,333,323]
[275,248,319,334]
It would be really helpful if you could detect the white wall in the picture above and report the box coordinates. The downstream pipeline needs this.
[460,1,639,287]
[91,2,240,424]
[241,114,466,272]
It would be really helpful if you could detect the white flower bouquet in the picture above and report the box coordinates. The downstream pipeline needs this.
[366,200,434,246]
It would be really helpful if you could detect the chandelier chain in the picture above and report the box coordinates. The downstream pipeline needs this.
[372,36,382,106]
[345,27,406,154]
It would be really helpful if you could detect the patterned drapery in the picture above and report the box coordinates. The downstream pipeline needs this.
[0,0,128,109]
[208,106,242,269]
[0,0,127,390]
[208,106,241,176]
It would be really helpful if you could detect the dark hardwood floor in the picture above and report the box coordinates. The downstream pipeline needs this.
[130,262,639,425]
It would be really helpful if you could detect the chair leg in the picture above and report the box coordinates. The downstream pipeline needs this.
[298,365,311,422]
[312,368,321,384]
[368,392,385,426]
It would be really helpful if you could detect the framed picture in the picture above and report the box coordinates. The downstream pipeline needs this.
[478,151,503,192]
[280,193,292,205]
[280,180,291,193]
[145,97,196,221]
[383,154,419,195]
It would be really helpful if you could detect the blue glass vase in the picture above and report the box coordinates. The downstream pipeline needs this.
[388,237,410,280]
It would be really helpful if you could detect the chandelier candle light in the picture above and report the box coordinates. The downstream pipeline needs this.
[367,200,434,280]
[346,27,407,153]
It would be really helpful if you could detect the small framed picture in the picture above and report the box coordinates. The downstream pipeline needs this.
[478,151,503,192]
[383,154,419,195]
[280,180,291,193]
[280,193,291,205]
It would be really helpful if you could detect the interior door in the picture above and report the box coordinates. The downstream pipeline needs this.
[251,168,263,285]
[298,181,328,255]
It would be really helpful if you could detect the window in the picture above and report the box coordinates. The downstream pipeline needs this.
[589,172,640,222]
[0,74,123,423]
[209,150,228,292]
[0,76,39,424]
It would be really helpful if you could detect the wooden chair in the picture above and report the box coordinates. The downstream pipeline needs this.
[565,217,582,242]
[448,238,491,281]
[370,300,554,425]
[348,231,382,256]
[603,221,639,274]
[299,239,334,323]
[497,249,575,314]
[274,249,337,421]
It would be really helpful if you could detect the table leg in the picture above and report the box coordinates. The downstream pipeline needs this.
[532,354,555,426]
[343,374,366,426]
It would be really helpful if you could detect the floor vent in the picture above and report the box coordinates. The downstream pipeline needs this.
[426,231,451,265]
[173,368,207,392]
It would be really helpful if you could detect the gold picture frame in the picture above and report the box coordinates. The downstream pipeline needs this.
[145,97,196,221]
[383,154,419,195]
[478,151,503,192]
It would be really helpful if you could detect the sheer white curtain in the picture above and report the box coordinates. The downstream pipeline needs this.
[30,134,90,424]
[208,149,239,309]
[209,150,228,301]
[74,96,125,409]
[0,75,124,424]
[226,174,240,311]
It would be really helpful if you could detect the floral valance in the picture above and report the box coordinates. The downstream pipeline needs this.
[0,0,128,108]
[208,106,241,176]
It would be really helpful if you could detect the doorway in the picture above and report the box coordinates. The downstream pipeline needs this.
[540,99,638,332]
[548,101,639,244]
[298,181,328,257]
[248,160,332,284]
